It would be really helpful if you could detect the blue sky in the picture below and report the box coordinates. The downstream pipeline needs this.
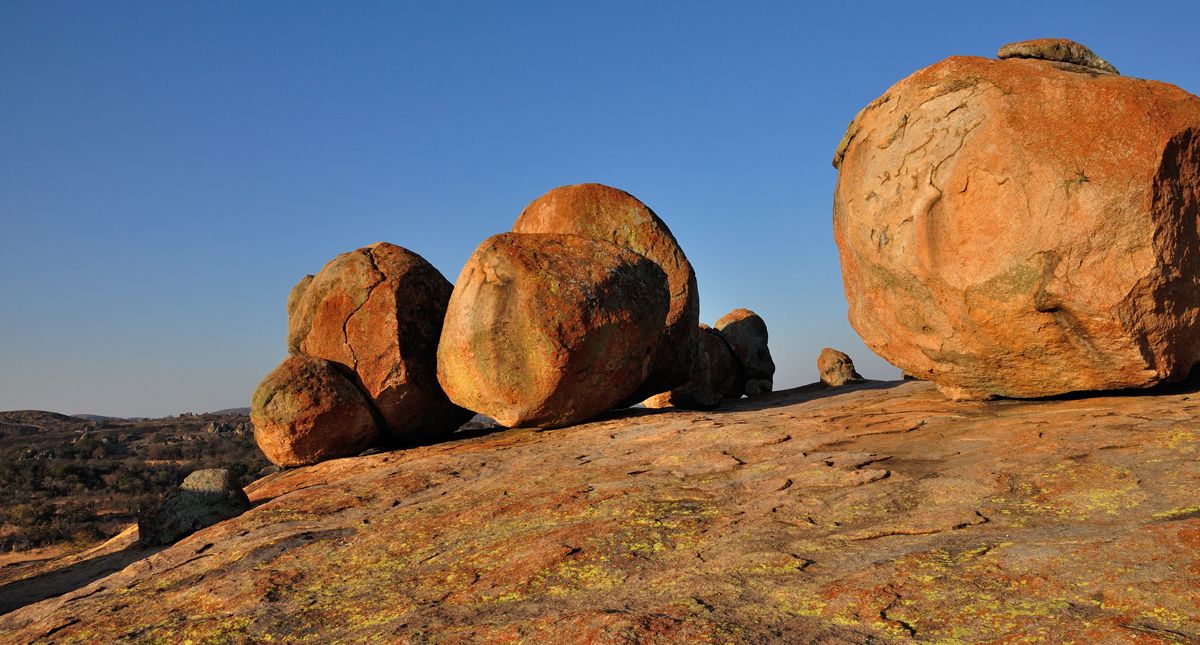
[2,1,1198,416]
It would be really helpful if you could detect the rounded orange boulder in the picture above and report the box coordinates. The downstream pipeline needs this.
[833,45,1200,399]
[287,242,471,443]
[250,355,382,467]
[643,324,744,410]
[513,183,700,400]
[437,233,669,428]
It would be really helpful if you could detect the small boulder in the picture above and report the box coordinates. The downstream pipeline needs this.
[438,233,669,428]
[513,184,700,400]
[251,355,382,467]
[287,243,471,443]
[997,38,1119,74]
[138,469,251,546]
[818,348,864,387]
[714,308,776,396]
[643,325,744,410]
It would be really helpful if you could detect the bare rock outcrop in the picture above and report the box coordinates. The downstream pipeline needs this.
[137,469,250,546]
[643,324,743,410]
[513,183,700,400]
[437,233,669,428]
[9,381,1200,642]
[714,308,775,396]
[250,355,381,467]
[817,347,863,387]
[833,43,1200,399]
[287,242,471,443]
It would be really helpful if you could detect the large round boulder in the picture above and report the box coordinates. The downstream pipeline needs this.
[833,41,1200,399]
[714,308,776,396]
[643,324,744,410]
[287,242,471,442]
[512,184,700,400]
[818,347,864,387]
[438,233,669,428]
[250,355,381,467]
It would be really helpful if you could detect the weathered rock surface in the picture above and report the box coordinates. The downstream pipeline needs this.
[715,308,775,396]
[833,48,1200,399]
[250,355,381,467]
[997,38,1119,74]
[287,242,471,443]
[642,324,743,410]
[817,347,863,387]
[137,469,251,546]
[438,233,669,428]
[6,380,1200,642]
[513,183,700,399]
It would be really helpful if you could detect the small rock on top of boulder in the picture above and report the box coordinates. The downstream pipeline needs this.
[137,468,251,546]
[643,324,744,410]
[997,38,1119,74]
[438,233,669,428]
[251,355,382,467]
[818,347,864,387]
[715,308,775,396]
[513,183,700,400]
[287,242,471,443]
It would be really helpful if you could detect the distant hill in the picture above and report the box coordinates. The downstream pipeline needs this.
[210,407,250,416]
[72,414,120,422]
[0,410,91,435]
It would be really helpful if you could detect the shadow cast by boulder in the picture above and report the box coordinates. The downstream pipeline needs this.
[0,541,164,616]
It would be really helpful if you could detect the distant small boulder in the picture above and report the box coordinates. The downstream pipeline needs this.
[818,348,864,387]
[715,309,776,396]
[138,469,251,546]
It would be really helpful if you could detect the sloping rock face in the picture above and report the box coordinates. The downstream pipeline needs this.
[833,50,1200,399]
[6,381,1199,642]
[250,355,381,467]
[438,233,669,428]
[715,308,776,395]
[513,183,700,400]
[137,469,250,546]
[643,324,743,410]
[288,242,471,443]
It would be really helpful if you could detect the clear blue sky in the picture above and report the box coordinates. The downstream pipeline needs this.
[3,1,1198,416]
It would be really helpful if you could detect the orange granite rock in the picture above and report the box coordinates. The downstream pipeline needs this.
[437,233,669,428]
[513,183,700,400]
[287,242,471,443]
[249,355,381,467]
[818,347,863,387]
[833,47,1200,399]
[7,380,1200,642]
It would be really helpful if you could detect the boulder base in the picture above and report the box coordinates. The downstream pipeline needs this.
[643,325,743,410]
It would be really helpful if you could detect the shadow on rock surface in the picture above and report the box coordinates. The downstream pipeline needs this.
[0,541,164,616]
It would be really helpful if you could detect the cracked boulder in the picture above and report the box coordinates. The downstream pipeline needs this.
[513,183,700,402]
[832,45,1200,399]
[437,233,669,428]
[643,324,744,410]
[287,242,471,442]
[714,308,775,396]
[251,355,381,467]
